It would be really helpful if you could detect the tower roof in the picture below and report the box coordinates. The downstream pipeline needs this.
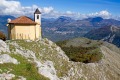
[34,8,41,14]
[8,16,37,25]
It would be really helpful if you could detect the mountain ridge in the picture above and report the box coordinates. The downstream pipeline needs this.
[0,38,120,80]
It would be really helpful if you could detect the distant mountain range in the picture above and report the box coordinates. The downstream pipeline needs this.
[85,25,120,47]
[42,16,120,41]
[0,15,120,43]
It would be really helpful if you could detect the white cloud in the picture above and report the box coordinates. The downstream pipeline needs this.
[42,7,54,14]
[0,0,54,17]
[0,0,117,20]
[88,10,111,19]
[42,10,111,20]
[0,0,22,15]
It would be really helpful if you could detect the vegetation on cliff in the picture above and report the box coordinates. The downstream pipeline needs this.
[56,38,103,63]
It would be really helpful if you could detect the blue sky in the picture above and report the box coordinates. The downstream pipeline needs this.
[0,0,120,19]
[19,0,120,15]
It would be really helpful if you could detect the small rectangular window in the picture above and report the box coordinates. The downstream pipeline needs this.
[37,15,39,19]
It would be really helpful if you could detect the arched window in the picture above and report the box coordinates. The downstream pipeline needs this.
[37,15,39,19]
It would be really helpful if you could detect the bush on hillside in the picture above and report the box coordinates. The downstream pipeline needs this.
[0,31,6,41]
[56,41,103,63]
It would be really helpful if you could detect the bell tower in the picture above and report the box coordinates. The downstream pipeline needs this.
[34,8,41,24]
[34,8,42,40]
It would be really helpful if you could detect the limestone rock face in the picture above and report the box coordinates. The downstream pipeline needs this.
[0,73,15,80]
[37,61,59,80]
[0,54,19,64]
[0,40,10,53]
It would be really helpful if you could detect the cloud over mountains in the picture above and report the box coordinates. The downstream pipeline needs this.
[0,0,118,20]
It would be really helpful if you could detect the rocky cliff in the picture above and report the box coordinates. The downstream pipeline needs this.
[0,39,120,80]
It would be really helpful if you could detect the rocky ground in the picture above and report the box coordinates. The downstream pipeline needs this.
[0,38,120,80]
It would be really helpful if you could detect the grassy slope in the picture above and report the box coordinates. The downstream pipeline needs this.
[0,54,48,80]
[0,40,49,80]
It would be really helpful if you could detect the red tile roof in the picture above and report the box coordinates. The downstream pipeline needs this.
[9,16,37,25]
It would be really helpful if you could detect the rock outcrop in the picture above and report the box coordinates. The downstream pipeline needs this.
[0,54,18,64]
[0,40,9,53]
